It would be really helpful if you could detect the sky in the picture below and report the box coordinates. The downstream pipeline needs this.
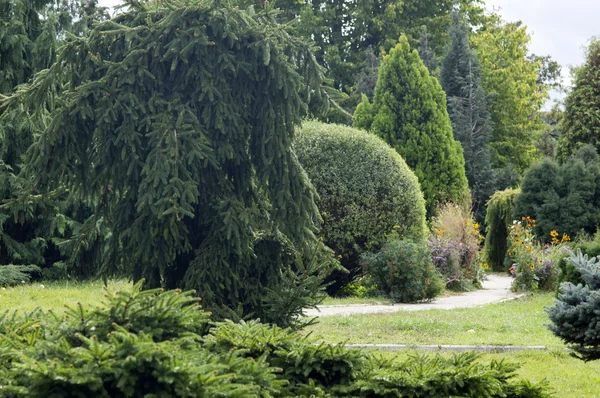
[101,0,600,90]
[486,0,599,84]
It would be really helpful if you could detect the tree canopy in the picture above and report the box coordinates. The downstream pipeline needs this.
[557,39,600,161]
[1,0,330,321]
[440,13,495,221]
[471,17,547,173]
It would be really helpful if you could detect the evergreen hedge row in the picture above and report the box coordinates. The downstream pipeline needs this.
[0,282,550,397]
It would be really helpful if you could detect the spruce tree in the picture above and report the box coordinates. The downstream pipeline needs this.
[557,39,600,162]
[0,0,102,275]
[440,13,495,221]
[354,35,468,216]
[1,0,330,323]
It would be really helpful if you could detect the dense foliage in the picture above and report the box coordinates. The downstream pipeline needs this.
[354,35,468,216]
[0,0,107,275]
[441,13,496,222]
[253,0,486,118]
[295,121,426,291]
[514,145,600,241]
[557,39,600,161]
[471,17,546,173]
[548,250,600,361]
[361,239,444,303]
[1,0,332,324]
[483,188,520,272]
[0,283,550,397]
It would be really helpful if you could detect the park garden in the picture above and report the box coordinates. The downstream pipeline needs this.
[1,0,600,396]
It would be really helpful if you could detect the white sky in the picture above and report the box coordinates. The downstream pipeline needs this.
[101,0,599,94]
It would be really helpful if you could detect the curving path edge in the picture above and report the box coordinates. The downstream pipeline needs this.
[304,275,522,318]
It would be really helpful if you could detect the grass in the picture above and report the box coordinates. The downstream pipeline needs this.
[0,279,132,314]
[306,293,563,346]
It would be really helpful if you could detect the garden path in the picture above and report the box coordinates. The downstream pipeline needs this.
[305,275,520,317]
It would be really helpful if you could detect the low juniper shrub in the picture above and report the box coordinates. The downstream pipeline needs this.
[0,281,551,396]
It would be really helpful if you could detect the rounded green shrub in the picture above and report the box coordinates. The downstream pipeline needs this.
[295,121,427,291]
[361,238,444,303]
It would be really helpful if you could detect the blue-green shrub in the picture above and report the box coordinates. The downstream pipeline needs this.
[295,121,427,292]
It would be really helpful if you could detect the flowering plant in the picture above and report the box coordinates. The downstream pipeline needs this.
[508,217,570,292]
[429,203,483,291]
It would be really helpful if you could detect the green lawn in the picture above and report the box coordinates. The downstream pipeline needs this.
[306,293,564,347]
[0,279,131,313]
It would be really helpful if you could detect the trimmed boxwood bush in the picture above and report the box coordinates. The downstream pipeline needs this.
[0,282,550,397]
[295,121,427,292]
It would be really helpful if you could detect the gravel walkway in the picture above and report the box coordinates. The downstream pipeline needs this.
[305,275,521,318]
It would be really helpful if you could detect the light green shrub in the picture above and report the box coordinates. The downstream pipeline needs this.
[295,121,427,292]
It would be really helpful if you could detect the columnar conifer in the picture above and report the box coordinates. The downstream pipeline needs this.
[354,35,468,216]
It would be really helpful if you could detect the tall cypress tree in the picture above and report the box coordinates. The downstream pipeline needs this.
[354,35,468,216]
[2,0,330,323]
[440,13,495,221]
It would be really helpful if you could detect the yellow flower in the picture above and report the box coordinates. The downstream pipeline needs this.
[483,263,490,269]
[550,230,559,237]
[472,223,480,230]
[436,229,445,236]
[561,234,571,243]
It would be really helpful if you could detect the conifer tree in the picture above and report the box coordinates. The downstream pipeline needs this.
[2,0,330,323]
[354,35,468,216]
[0,0,103,274]
[441,13,495,221]
[557,39,600,162]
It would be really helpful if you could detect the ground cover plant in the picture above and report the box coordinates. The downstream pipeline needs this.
[0,281,549,397]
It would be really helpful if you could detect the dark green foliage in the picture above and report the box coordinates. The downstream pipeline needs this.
[0,0,108,276]
[2,0,331,325]
[514,145,600,241]
[547,250,600,361]
[441,13,496,222]
[0,283,551,397]
[295,121,426,292]
[557,39,600,161]
[361,239,444,303]
[354,36,469,216]
[0,264,40,286]
[355,46,380,101]
[418,26,438,75]
[483,188,520,272]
